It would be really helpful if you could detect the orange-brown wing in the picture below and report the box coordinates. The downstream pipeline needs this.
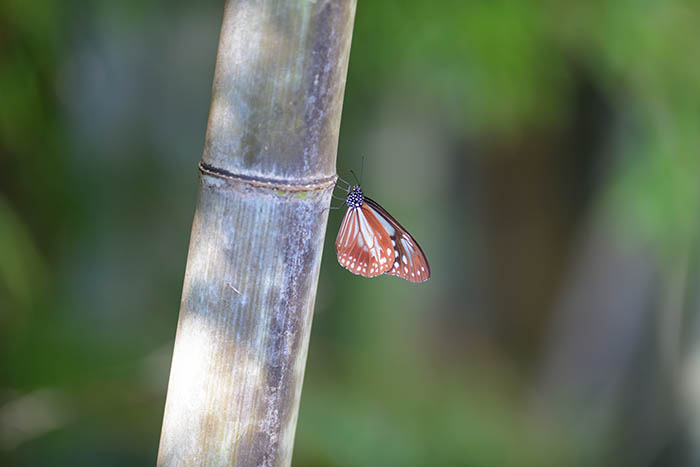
[364,198,430,283]
[335,205,394,277]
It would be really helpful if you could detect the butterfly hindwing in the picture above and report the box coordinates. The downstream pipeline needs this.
[364,197,431,283]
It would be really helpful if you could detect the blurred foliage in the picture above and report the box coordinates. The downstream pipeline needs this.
[2,0,700,466]
[349,0,700,262]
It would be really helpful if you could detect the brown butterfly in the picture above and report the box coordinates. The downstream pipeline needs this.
[335,184,430,282]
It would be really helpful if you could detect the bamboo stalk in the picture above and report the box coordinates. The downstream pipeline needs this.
[157,1,356,465]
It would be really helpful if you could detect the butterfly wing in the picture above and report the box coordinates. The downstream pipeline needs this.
[364,197,431,283]
[335,205,395,277]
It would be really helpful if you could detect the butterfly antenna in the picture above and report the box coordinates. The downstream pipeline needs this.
[350,170,360,185]
[360,155,365,185]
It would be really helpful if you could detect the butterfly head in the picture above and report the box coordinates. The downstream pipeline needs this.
[346,185,364,208]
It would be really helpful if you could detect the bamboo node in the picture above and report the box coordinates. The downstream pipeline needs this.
[198,161,338,192]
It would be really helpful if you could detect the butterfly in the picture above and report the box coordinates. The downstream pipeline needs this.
[335,183,430,282]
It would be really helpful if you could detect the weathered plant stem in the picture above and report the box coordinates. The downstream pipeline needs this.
[157,1,356,465]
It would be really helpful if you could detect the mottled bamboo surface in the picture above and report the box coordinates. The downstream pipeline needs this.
[157,1,356,466]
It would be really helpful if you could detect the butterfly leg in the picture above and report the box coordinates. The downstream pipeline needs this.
[335,176,352,189]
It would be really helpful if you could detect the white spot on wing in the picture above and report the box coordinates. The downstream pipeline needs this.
[403,239,416,265]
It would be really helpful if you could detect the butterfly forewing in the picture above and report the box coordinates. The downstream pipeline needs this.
[335,204,394,277]
[364,198,431,283]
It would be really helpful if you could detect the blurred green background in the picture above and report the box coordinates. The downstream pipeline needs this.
[3,0,700,465]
